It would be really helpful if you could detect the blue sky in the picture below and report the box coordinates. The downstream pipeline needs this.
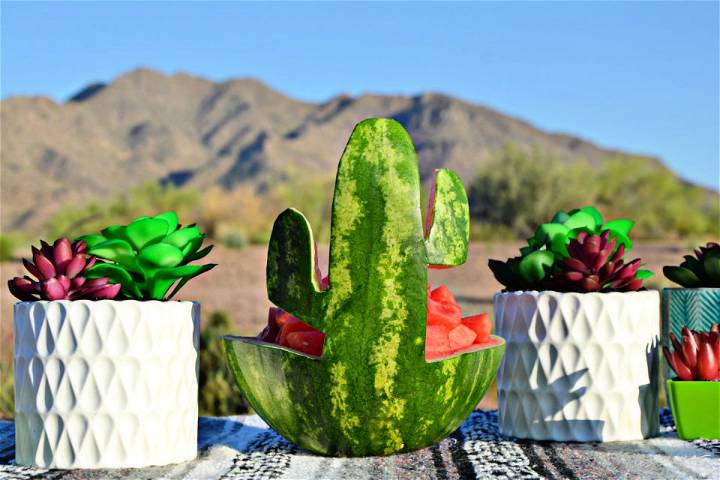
[2,1,718,189]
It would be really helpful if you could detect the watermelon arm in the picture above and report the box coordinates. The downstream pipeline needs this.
[424,168,469,267]
[266,208,328,330]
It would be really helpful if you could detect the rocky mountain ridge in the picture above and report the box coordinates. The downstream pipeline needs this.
[1,68,662,232]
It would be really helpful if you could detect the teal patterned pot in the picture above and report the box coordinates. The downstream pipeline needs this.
[661,288,720,400]
[662,288,720,338]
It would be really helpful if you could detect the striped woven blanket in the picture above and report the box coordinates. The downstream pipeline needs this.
[1,409,718,479]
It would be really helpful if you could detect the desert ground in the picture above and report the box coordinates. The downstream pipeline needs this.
[0,242,685,410]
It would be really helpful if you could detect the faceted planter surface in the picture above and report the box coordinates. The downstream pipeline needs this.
[495,290,660,442]
[666,379,720,440]
[13,300,200,468]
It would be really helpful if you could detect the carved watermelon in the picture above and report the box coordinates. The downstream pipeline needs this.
[258,284,497,360]
[223,118,505,457]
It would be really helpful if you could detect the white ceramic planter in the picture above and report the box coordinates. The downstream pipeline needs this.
[13,300,200,468]
[495,290,659,442]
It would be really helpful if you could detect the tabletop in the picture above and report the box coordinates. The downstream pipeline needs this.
[0,409,718,480]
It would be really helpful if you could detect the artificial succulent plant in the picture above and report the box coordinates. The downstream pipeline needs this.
[663,324,720,381]
[78,212,216,300]
[8,238,120,301]
[489,206,652,292]
[550,230,644,292]
[663,242,720,288]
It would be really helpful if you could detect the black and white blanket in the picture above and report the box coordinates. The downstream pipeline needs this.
[0,409,718,479]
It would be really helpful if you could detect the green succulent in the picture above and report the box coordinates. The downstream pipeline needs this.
[663,242,720,288]
[78,212,216,300]
[489,206,651,291]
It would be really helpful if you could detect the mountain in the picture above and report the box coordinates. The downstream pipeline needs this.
[1,68,663,233]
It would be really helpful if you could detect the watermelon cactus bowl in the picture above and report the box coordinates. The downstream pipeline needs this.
[223,118,505,457]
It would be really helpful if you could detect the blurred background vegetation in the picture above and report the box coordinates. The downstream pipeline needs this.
[2,174,337,259]
[198,311,250,416]
[0,144,716,262]
[468,146,718,241]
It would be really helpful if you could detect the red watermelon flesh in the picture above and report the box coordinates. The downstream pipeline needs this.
[427,297,462,329]
[448,324,477,350]
[278,316,315,347]
[286,331,325,356]
[430,285,456,304]
[258,307,282,342]
[425,325,452,360]
[262,283,493,360]
[461,313,492,344]
[450,336,505,356]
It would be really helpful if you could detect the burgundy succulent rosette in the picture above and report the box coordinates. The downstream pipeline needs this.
[551,230,644,292]
[8,238,120,301]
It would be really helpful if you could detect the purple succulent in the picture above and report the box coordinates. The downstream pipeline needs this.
[8,238,120,301]
[550,230,645,292]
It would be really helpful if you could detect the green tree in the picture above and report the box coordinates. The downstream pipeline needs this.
[468,144,594,238]
[468,147,718,240]
[593,157,716,238]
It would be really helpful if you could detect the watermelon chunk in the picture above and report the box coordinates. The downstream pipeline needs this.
[278,316,314,346]
[448,324,477,350]
[451,336,504,355]
[427,297,462,329]
[425,324,451,358]
[265,284,493,362]
[276,309,293,328]
[286,331,325,356]
[430,285,457,305]
[462,313,492,344]
[258,307,282,342]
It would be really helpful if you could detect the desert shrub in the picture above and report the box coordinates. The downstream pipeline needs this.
[1,318,14,419]
[221,229,248,249]
[468,145,594,238]
[45,182,200,240]
[199,311,249,416]
[592,157,717,239]
[469,146,719,240]
[199,186,271,246]
[0,235,18,261]
[470,224,518,242]
[0,362,13,420]
[270,174,335,243]
[41,177,334,249]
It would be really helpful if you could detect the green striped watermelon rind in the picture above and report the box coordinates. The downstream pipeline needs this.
[223,117,505,456]
[223,334,505,456]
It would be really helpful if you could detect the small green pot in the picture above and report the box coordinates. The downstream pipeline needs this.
[661,288,720,405]
[666,379,720,440]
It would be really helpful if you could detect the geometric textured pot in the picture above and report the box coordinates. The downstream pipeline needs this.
[666,379,720,440]
[495,290,660,442]
[13,300,200,468]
